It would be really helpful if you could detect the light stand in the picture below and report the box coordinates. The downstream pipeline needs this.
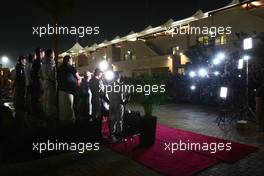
[216,87,231,126]
[240,38,256,122]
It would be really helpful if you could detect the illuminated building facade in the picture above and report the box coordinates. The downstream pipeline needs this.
[59,0,264,76]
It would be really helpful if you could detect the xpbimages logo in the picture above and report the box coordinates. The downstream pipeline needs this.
[101,82,166,96]
[32,140,100,154]
[32,24,100,37]
[164,140,232,154]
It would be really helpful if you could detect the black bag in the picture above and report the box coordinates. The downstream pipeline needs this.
[123,110,141,136]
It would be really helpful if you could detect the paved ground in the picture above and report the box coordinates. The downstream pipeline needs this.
[152,104,264,176]
[0,103,264,176]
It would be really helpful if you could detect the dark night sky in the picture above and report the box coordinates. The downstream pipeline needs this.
[0,0,235,67]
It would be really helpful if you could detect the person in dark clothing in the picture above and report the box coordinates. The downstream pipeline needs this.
[41,49,57,118]
[25,53,36,112]
[14,56,26,110]
[90,68,108,140]
[108,72,125,143]
[57,55,81,125]
[31,48,45,117]
[78,71,92,119]
[75,71,93,142]
[90,68,104,120]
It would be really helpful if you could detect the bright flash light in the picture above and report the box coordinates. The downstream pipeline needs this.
[243,55,250,60]
[3,102,10,107]
[212,58,221,65]
[104,70,114,80]
[212,53,225,65]
[189,71,196,78]
[1,56,9,63]
[238,59,244,69]
[99,60,108,71]
[216,53,225,60]
[198,68,207,77]
[190,85,196,90]
[214,71,220,76]
[220,87,228,99]
[243,37,252,50]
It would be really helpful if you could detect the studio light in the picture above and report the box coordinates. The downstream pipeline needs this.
[220,87,228,99]
[212,52,225,65]
[198,68,207,77]
[190,85,196,90]
[238,59,244,69]
[99,60,108,71]
[243,37,252,50]
[212,58,221,65]
[1,56,9,64]
[243,55,250,61]
[216,52,225,60]
[213,71,220,76]
[189,71,196,78]
[104,70,114,80]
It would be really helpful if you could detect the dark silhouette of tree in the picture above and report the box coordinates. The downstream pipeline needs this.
[184,44,211,65]
[34,0,74,65]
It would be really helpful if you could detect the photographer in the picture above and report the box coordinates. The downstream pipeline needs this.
[14,56,26,110]
[90,68,108,140]
[78,71,92,119]
[41,49,57,118]
[31,48,45,117]
[108,72,125,143]
[57,55,81,125]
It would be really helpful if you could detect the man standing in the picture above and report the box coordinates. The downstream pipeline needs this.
[76,71,92,141]
[24,53,36,112]
[57,55,80,125]
[90,68,104,120]
[31,48,45,118]
[90,68,107,140]
[41,49,57,118]
[78,71,92,119]
[14,56,26,110]
[108,72,125,142]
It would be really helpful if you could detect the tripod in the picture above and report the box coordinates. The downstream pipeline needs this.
[241,58,256,122]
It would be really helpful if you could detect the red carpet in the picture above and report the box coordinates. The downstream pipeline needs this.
[108,136,219,176]
[104,121,257,176]
[156,125,258,163]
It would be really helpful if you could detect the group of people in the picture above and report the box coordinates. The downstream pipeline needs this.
[14,48,55,117]
[14,48,125,143]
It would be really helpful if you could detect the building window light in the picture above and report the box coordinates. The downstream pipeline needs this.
[198,36,209,46]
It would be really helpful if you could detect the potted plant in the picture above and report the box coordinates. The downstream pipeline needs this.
[133,74,167,146]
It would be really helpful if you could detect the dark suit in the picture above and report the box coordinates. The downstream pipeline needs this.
[31,58,43,116]
[89,76,107,140]
[90,77,103,118]
[14,63,25,110]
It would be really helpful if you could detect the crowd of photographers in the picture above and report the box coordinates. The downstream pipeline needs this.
[14,48,125,143]
[166,55,264,130]
[166,51,264,108]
